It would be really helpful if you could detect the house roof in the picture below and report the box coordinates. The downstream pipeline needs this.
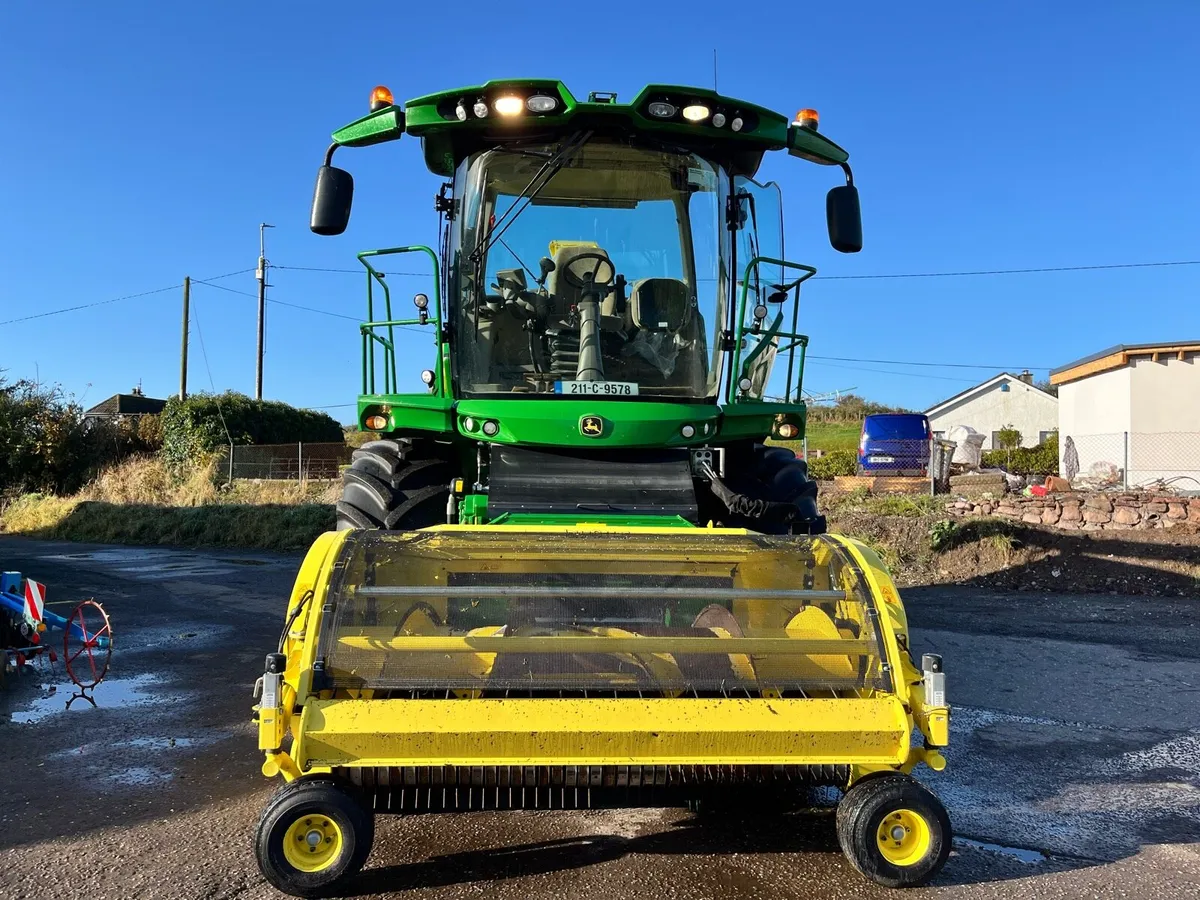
[83,393,167,417]
[1049,341,1200,385]
[925,372,1057,417]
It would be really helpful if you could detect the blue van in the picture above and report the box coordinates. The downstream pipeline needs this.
[858,414,931,476]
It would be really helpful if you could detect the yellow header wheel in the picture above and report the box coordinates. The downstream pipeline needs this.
[283,815,344,873]
[875,808,932,867]
[255,778,374,895]
[836,774,951,888]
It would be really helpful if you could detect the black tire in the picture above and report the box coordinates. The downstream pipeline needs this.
[336,439,455,531]
[836,774,951,888]
[255,777,375,898]
[702,443,825,535]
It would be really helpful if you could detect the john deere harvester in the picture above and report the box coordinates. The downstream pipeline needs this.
[253,81,951,896]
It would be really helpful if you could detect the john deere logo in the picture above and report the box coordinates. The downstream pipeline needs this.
[580,415,604,437]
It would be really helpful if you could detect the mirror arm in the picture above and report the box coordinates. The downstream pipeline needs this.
[839,162,854,187]
[323,142,339,167]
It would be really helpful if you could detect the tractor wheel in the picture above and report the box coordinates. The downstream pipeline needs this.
[255,777,374,897]
[836,774,951,888]
[336,439,455,531]
[704,444,825,535]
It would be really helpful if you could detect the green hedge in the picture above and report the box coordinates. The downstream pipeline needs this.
[161,392,343,469]
[981,434,1058,476]
[0,378,157,496]
[809,449,857,480]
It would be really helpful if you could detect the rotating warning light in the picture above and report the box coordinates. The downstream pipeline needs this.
[370,86,394,112]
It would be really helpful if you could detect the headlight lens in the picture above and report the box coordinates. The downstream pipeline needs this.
[711,113,726,128]
[647,101,676,118]
[494,96,523,116]
[526,95,558,113]
[682,104,710,122]
[472,99,489,118]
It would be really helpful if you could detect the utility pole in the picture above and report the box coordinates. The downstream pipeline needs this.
[179,276,190,400]
[256,223,275,400]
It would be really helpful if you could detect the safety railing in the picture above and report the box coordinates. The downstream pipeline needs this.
[358,245,443,396]
[728,257,816,405]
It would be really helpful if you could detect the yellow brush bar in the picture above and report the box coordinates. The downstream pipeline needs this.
[293,697,912,770]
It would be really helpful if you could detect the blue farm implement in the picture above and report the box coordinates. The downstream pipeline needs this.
[1,571,113,690]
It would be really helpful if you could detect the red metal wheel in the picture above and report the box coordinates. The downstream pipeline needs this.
[64,600,112,689]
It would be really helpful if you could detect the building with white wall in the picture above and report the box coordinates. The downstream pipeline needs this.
[1051,341,1200,486]
[925,372,1058,449]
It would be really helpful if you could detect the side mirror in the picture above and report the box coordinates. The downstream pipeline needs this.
[826,184,862,254]
[310,165,354,236]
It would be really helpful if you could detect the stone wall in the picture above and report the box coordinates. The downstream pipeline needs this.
[947,492,1200,531]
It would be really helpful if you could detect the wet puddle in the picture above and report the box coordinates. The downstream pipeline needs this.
[7,673,169,724]
[953,837,1047,864]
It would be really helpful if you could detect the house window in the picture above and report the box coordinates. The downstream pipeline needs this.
[991,431,1003,449]
[1039,430,1057,445]
[1000,382,1010,392]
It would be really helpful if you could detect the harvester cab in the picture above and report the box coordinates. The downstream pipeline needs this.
[252,82,951,897]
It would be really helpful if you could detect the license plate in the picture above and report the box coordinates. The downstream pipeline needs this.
[868,455,895,463]
[555,381,638,396]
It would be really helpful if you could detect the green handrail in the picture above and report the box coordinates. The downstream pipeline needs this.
[727,256,816,405]
[356,246,443,396]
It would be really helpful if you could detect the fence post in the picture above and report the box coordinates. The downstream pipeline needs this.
[802,436,808,461]
[297,441,304,484]
[228,441,234,484]
[929,438,935,497]
[1123,431,1129,489]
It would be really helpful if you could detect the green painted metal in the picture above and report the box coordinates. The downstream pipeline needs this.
[786,123,849,166]
[455,399,720,448]
[460,493,487,525]
[720,400,807,442]
[357,394,454,433]
[399,80,800,178]
[332,107,405,148]
[321,81,860,488]
[357,246,444,397]
[486,512,696,528]
[727,258,817,405]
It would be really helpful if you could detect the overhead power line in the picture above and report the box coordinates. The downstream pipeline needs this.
[273,264,430,277]
[808,354,1053,371]
[0,268,255,327]
[814,259,1200,281]
[192,278,426,330]
[805,360,980,384]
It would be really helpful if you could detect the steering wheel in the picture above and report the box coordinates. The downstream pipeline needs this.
[561,252,616,291]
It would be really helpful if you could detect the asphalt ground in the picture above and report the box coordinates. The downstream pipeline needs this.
[1,536,1198,899]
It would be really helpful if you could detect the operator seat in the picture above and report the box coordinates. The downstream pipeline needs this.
[547,244,618,318]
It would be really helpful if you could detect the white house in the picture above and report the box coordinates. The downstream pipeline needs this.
[925,372,1058,449]
[1051,341,1200,486]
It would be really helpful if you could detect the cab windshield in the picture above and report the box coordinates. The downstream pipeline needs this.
[453,140,726,399]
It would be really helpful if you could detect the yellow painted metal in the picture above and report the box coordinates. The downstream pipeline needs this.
[282,814,344,872]
[337,633,872,656]
[290,697,911,770]
[876,808,932,867]
[260,525,949,785]
[257,529,349,781]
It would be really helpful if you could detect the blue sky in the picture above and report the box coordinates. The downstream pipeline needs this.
[1,2,1196,420]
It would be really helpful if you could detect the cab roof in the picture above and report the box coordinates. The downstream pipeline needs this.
[331,80,850,179]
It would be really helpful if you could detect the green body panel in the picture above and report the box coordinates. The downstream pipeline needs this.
[332,107,405,148]
[358,394,454,433]
[720,401,807,442]
[488,512,695,528]
[359,394,803,448]
[355,80,831,178]
[455,399,720,448]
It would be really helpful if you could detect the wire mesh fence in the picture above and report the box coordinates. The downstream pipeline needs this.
[219,442,352,481]
[1062,432,1200,491]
